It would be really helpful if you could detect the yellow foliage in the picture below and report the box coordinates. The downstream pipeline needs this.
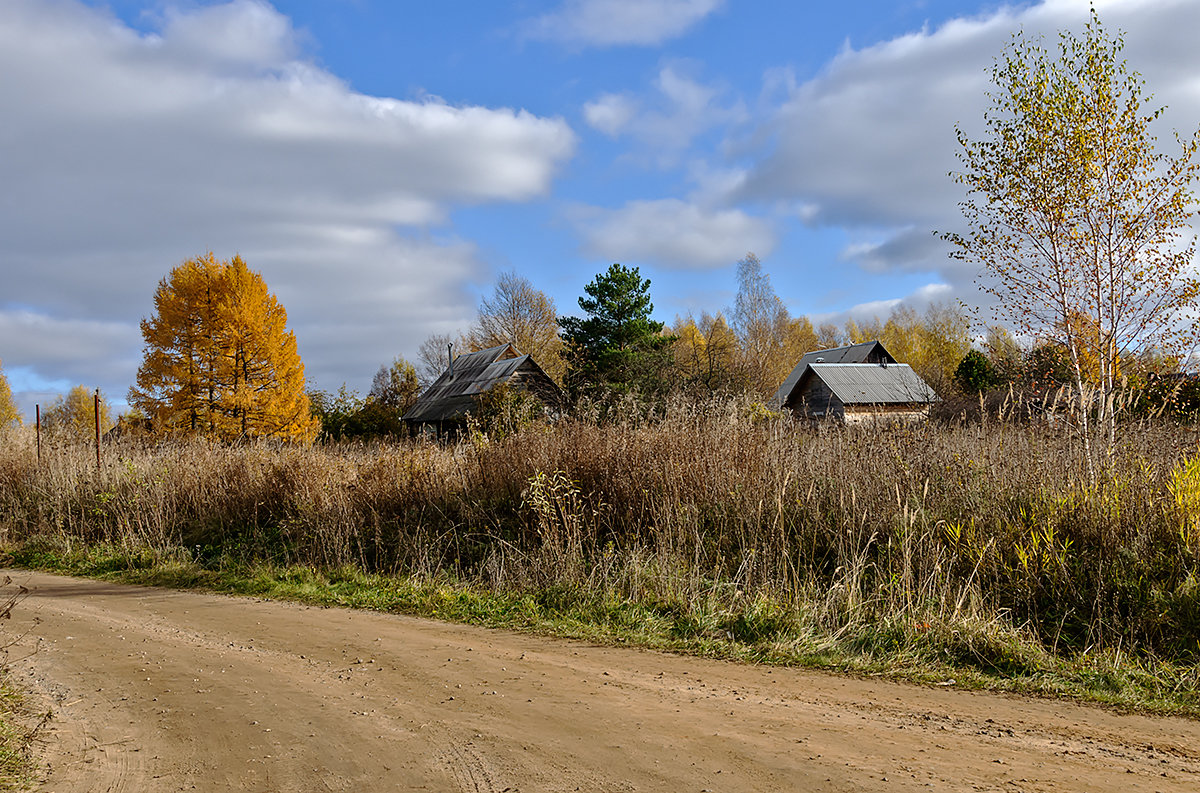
[1058,310,1120,386]
[1168,455,1200,548]
[842,303,971,394]
[672,312,741,391]
[671,316,707,380]
[129,253,318,443]
[43,385,114,441]
[466,271,565,383]
[784,316,820,365]
[0,359,19,429]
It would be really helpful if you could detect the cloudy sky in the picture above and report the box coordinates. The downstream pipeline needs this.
[3,0,1199,416]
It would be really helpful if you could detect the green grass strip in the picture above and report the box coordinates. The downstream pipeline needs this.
[0,651,47,790]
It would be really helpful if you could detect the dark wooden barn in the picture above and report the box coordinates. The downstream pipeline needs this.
[402,343,562,435]
[773,341,938,423]
[771,340,896,410]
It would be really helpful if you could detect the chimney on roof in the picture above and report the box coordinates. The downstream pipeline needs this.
[447,343,454,375]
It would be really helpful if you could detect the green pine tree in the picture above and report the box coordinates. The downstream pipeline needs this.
[559,264,673,398]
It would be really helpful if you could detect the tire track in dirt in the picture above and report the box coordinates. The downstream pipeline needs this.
[6,570,1199,792]
[438,741,504,793]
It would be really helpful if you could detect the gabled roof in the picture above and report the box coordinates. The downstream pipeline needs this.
[798,363,939,406]
[403,343,550,423]
[773,341,896,409]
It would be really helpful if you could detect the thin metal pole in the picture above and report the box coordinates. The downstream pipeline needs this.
[35,404,41,465]
[94,389,101,470]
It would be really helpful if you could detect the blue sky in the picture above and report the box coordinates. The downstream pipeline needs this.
[3,0,1198,416]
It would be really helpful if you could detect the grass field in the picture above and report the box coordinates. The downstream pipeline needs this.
[2,396,1198,717]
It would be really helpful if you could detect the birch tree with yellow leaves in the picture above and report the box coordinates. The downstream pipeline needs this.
[946,10,1200,468]
[466,271,565,383]
[129,253,318,443]
[43,385,114,441]
[671,312,742,393]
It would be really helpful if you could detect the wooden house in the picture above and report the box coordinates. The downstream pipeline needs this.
[773,341,939,423]
[402,343,562,435]
[771,340,896,410]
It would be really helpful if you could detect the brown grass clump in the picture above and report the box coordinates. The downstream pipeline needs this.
[1,395,1198,665]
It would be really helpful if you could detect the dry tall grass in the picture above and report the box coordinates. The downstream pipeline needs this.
[2,396,1198,662]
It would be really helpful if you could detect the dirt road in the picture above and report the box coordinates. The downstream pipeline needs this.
[4,570,1198,792]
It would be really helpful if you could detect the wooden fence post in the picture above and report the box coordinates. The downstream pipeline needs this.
[94,389,101,471]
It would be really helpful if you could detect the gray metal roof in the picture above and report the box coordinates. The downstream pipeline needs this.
[403,344,552,423]
[772,341,896,408]
[800,363,939,405]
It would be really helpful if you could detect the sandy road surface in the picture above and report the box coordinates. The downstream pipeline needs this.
[3,571,1198,793]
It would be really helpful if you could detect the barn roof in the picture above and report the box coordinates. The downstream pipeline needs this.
[773,341,896,409]
[403,343,553,424]
[799,363,939,405]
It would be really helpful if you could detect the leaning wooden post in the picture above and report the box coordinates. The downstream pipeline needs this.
[94,389,101,471]
[35,404,41,466]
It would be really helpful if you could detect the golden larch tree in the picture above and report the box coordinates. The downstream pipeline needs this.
[131,253,224,434]
[130,253,318,443]
[0,359,21,429]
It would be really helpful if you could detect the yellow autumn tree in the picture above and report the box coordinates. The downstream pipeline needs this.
[671,315,708,384]
[672,312,742,393]
[129,253,318,443]
[466,271,565,383]
[1058,310,1117,386]
[731,253,793,398]
[783,316,820,366]
[0,359,21,429]
[43,385,114,441]
[841,303,970,394]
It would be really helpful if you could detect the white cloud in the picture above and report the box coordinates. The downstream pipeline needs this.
[0,311,141,381]
[738,15,1004,227]
[0,0,574,402]
[573,199,774,269]
[584,93,637,136]
[574,65,760,272]
[812,283,956,328]
[583,64,745,164]
[523,0,724,47]
[0,310,143,418]
[158,0,298,71]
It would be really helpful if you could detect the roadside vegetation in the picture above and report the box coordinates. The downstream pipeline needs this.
[0,681,34,791]
[0,578,44,790]
[2,397,1198,717]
